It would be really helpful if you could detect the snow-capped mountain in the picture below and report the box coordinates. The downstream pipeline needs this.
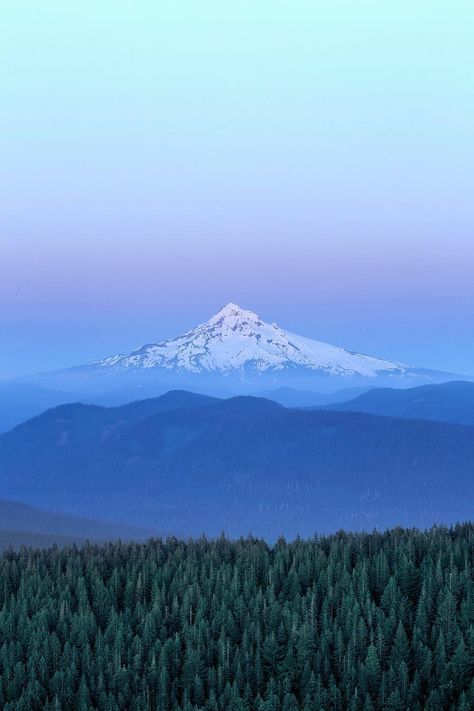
[94,302,408,379]
[13,303,465,402]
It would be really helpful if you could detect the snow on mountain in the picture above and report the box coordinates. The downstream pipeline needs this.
[94,303,408,379]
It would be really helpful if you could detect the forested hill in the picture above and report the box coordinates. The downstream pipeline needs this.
[0,499,157,550]
[2,394,474,537]
[323,381,474,426]
[1,526,473,710]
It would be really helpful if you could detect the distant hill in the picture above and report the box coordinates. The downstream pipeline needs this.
[0,499,157,550]
[258,385,373,407]
[1,391,474,539]
[0,381,76,432]
[0,380,219,432]
[0,528,94,551]
[324,381,474,426]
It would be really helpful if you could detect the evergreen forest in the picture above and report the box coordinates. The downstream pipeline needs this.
[0,526,473,710]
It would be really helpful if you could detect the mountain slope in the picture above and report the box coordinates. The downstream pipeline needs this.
[0,499,157,549]
[0,382,77,432]
[257,385,374,407]
[0,529,95,551]
[1,393,474,538]
[324,381,474,426]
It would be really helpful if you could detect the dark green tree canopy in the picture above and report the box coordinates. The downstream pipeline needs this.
[0,525,473,710]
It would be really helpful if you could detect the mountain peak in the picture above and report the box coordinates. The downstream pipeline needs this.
[207,303,263,328]
[217,302,243,314]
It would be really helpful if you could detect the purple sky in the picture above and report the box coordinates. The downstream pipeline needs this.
[1,2,474,378]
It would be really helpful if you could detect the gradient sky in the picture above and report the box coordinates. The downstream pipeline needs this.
[1,1,474,378]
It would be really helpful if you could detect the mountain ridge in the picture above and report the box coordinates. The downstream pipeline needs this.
[0,498,159,549]
[323,380,474,426]
[2,390,474,539]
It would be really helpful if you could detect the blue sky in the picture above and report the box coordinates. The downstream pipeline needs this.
[1,1,474,377]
